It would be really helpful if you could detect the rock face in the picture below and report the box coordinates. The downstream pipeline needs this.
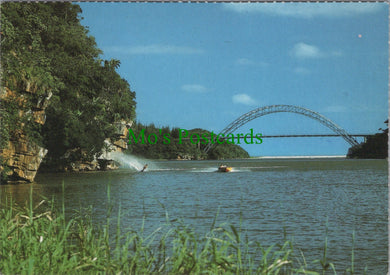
[62,120,132,172]
[98,120,132,169]
[1,134,48,183]
[0,88,52,183]
[0,85,132,180]
[107,120,132,153]
[176,154,196,160]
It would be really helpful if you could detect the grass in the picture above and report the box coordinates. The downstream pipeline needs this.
[0,186,360,274]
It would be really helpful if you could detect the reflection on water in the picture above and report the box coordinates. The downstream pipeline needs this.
[1,158,388,273]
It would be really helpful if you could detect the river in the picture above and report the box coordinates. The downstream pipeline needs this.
[1,157,387,273]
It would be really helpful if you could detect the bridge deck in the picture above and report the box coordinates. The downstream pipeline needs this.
[242,134,371,138]
[180,134,371,140]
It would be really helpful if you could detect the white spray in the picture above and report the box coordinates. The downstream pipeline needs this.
[109,152,153,171]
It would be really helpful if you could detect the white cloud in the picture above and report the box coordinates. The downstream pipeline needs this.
[232,93,257,106]
[291,43,323,59]
[236,58,256,66]
[293,67,311,75]
[291,43,342,59]
[236,58,268,67]
[223,3,384,18]
[104,44,204,55]
[181,84,208,93]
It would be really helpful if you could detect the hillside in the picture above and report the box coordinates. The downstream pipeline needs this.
[127,123,250,160]
[1,3,136,182]
[347,130,388,159]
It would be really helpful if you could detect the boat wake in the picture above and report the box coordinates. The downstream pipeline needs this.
[107,153,284,173]
[109,152,155,171]
[190,167,219,173]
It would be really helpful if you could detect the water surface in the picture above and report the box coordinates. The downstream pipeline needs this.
[1,158,387,273]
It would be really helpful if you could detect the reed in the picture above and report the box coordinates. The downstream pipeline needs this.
[0,188,360,274]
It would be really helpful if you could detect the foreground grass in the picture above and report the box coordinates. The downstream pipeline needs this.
[0,190,357,274]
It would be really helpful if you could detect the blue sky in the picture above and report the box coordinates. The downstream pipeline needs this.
[78,2,388,156]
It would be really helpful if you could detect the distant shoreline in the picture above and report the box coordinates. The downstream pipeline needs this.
[251,155,346,159]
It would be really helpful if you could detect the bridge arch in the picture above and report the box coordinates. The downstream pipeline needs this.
[204,104,359,153]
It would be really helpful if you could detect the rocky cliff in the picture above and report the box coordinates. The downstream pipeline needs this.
[99,120,132,170]
[0,92,132,180]
[61,120,132,172]
[1,134,47,183]
[0,88,52,183]
[1,3,136,183]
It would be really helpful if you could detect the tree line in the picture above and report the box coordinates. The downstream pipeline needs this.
[1,3,249,180]
[127,122,249,160]
[1,3,136,174]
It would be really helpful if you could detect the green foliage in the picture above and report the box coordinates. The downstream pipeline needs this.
[1,3,136,170]
[347,132,388,159]
[208,141,250,160]
[127,122,249,160]
[0,190,360,274]
[347,122,388,159]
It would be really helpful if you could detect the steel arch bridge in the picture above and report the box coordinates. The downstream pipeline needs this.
[204,104,359,153]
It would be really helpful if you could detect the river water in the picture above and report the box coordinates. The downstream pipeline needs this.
[1,157,388,273]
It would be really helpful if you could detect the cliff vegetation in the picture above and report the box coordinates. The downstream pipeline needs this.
[0,3,249,183]
[347,120,388,159]
[1,3,136,182]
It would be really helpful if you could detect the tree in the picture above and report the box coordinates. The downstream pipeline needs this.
[1,3,137,172]
[347,120,388,159]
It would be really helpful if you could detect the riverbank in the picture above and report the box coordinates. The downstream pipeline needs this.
[0,190,357,274]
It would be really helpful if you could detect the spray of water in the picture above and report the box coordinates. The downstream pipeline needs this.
[109,152,153,171]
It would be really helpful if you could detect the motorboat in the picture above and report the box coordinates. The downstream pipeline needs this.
[218,165,232,172]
